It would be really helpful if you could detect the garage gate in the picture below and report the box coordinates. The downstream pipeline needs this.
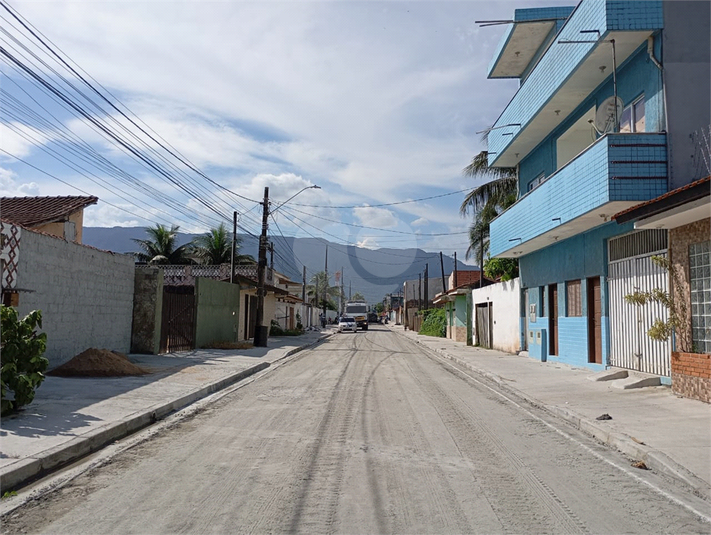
[608,229,670,376]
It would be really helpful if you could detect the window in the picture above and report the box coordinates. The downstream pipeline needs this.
[566,280,582,317]
[528,173,546,192]
[690,241,711,353]
[620,97,645,133]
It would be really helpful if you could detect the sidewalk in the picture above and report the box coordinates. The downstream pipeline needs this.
[0,329,333,492]
[388,324,711,500]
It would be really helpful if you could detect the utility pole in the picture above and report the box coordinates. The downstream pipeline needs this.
[341,266,344,315]
[424,263,429,310]
[269,242,274,272]
[230,211,237,284]
[418,273,422,310]
[323,245,328,324]
[454,252,458,288]
[439,251,446,292]
[254,187,270,347]
[302,265,307,328]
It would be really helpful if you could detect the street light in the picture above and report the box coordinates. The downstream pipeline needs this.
[253,184,320,347]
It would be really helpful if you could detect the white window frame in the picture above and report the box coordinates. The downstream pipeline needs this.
[620,96,645,133]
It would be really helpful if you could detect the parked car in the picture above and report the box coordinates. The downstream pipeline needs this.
[338,316,357,333]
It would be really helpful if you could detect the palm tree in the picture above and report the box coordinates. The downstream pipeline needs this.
[351,292,366,301]
[460,151,518,217]
[191,223,256,265]
[306,271,340,308]
[133,224,193,265]
[461,150,518,272]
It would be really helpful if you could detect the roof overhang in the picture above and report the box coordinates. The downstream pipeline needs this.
[489,20,557,78]
[498,201,638,258]
[491,30,654,168]
[634,197,711,230]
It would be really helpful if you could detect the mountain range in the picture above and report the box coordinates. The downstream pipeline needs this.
[83,226,475,304]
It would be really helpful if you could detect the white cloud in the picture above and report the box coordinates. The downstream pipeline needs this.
[411,217,429,227]
[357,237,380,250]
[353,206,398,229]
[0,123,51,160]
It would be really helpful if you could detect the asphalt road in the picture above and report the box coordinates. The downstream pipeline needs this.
[3,326,709,534]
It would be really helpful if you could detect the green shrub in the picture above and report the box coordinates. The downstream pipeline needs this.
[419,308,446,338]
[1,306,49,415]
[269,320,302,337]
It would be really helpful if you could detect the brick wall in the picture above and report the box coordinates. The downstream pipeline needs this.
[671,352,710,403]
[16,228,135,368]
[670,218,711,352]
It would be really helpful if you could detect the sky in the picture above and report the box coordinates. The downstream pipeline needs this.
[0,0,572,268]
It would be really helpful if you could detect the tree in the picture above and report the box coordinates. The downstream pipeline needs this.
[351,292,365,301]
[461,150,518,272]
[191,223,256,265]
[306,271,340,308]
[133,224,193,265]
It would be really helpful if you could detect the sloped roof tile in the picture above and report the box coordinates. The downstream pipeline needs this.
[0,195,98,227]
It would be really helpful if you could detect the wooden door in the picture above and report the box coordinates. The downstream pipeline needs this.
[549,284,559,356]
[588,277,602,364]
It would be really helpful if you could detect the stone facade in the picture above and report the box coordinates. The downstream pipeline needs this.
[131,267,163,354]
[669,218,711,352]
[671,351,710,403]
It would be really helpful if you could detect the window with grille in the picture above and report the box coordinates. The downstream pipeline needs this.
[540,287,546,317]
[690,241,711,353]
[566,280,582,317]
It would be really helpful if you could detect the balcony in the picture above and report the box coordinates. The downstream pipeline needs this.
[489,133,667,258]
[487,0,664,168]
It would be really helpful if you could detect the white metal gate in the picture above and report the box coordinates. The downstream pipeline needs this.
[608,230,670,376]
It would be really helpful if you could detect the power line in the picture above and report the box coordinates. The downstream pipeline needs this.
[286,187,472,209]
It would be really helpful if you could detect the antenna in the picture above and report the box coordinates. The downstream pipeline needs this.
[594,96,624,134]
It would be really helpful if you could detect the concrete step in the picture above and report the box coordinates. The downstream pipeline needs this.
[611,373,663,390]
[587,369,629,382]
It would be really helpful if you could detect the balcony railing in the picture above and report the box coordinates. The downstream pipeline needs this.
[489,132,667,258]
[487,0,664,167]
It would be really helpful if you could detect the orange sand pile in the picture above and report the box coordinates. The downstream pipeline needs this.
[48,348,149,377]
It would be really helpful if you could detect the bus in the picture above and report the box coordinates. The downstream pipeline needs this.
[344,300,369,330]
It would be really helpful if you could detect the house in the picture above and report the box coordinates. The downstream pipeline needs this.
[0,195,97,244]
[434,270,494,343]
[485,0,710,376]
[272,272,305,332]
[612,175,710,402]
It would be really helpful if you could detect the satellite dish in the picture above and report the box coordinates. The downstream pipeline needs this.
[594,96,624,134]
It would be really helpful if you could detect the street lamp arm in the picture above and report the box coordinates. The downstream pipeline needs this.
[270,185,320,215]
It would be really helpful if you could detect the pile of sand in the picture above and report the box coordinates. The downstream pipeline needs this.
[48,348,149,377]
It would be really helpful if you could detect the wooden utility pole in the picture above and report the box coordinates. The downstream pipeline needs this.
[302,265,307,328]
[454,252,458,288]
[439,252,446,292]
[424,264,429,310]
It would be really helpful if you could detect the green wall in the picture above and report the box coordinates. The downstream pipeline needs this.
[195,278,240,348]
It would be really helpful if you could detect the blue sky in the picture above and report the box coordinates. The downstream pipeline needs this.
[0,0,572,265]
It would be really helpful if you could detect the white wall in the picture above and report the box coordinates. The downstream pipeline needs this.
[15,228,135,368]
[470,278,521,354]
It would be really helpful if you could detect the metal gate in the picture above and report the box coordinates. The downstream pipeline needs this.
[608,230,670,375]
[160,288,196,353]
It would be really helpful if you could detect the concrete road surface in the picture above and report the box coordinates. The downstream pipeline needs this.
[3,326,709,534]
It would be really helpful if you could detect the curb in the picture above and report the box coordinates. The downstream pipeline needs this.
[1,333,332,492]
[393,329,711,501]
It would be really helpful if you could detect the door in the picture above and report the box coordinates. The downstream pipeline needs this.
[549,284,559,356]
[476,303,492,349]
[587,277,602,364]
[160,287,196,353]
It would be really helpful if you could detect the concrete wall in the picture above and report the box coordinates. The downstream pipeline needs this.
[470,278,521,354]
[662,1,711,187]
[16,228,134,368]
[194,278,240,348]
[131,267,163,354]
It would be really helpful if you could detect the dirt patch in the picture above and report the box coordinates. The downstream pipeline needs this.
[48,349,149,377]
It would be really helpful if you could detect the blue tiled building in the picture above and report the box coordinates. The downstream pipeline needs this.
[485,0,710,373]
